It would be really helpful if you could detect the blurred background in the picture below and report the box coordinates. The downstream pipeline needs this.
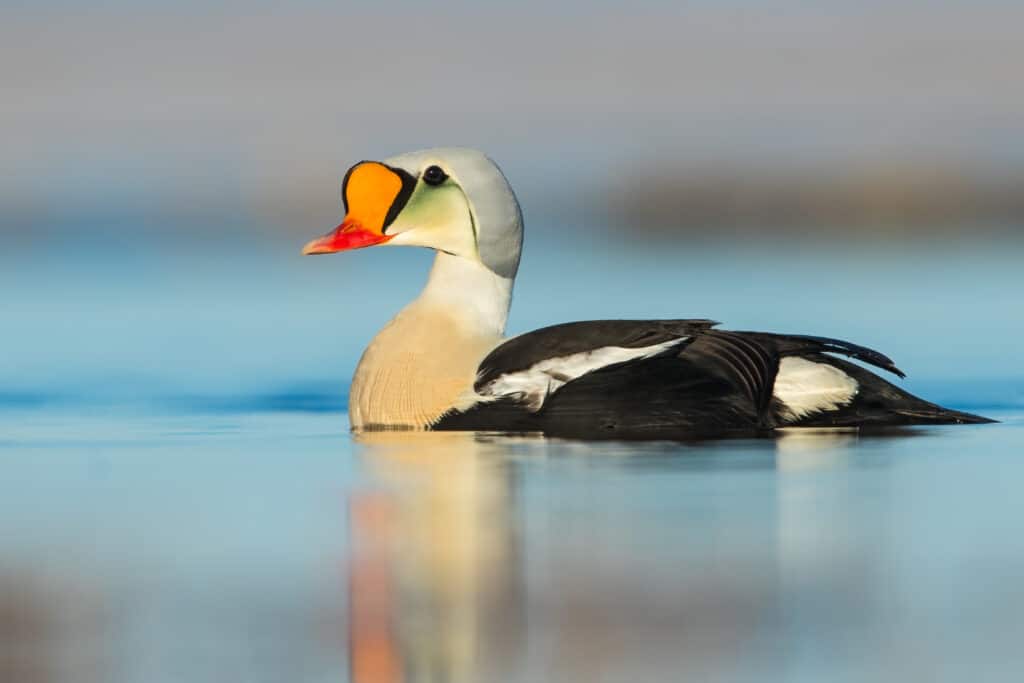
[2,2,1023,681]
[3,0,1022,409]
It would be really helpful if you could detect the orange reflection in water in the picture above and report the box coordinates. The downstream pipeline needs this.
[347,432,522,683]
[349,494,403,683]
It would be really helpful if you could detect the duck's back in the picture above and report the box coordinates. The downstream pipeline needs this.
[432,321,992,438]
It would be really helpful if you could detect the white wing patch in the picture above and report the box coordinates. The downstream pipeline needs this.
[477,339,686,412]
[774,356,859,421]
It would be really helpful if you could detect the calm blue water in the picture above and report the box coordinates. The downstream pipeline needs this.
[1,408,1022,682]
[3,220,1023,407]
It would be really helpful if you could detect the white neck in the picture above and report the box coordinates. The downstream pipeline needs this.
[410,251,514,337]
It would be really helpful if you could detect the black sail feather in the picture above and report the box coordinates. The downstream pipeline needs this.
[752,333,907,378]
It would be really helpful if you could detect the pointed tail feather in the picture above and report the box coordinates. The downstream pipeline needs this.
[779,354,997,427]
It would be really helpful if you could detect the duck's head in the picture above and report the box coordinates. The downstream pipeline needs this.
[302,147,523,279]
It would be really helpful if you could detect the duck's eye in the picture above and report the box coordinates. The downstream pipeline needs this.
[422,165,448,186]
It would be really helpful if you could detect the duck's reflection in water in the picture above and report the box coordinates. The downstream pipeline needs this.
[774,428,858,472]
[348,431,524,683]
[345,428,897,682]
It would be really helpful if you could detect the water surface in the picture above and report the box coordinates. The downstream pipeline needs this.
[2,408,1021,682]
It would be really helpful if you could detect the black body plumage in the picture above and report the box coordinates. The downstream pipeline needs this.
[432,320,993,439]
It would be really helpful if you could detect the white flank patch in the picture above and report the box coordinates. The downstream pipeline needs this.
[478,339,685,412]
[774,356,859,421]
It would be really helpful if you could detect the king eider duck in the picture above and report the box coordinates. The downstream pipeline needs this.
[302,147,991,438]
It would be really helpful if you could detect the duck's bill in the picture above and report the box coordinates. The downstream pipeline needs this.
[301,219,393,255]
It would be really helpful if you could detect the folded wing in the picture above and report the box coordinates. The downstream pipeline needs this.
[432,320,991,437]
